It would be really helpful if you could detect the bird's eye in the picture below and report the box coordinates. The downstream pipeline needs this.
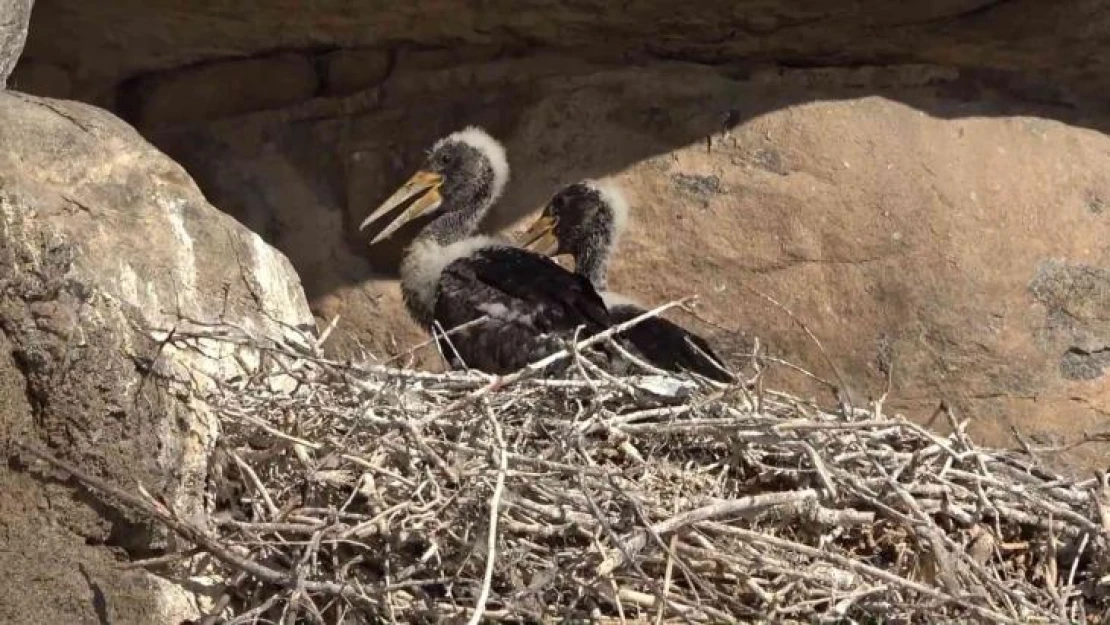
[439,153,454,166]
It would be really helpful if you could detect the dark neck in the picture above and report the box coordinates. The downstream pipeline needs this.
[418,171,497,246]
[421,206,481,245]
[417,192,489,246]
[575,232,612,291]
[399,191,491,327]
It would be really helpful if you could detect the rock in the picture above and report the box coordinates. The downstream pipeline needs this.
[121,52,320,127]
[146,58,1110,475]
[7,58,71,98]
[0,91,313,623]
[0,0,33,87]
[322,47,391,97]
[14,0,1110,112]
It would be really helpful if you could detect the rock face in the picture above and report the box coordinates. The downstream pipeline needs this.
[0,0,33,86]
[0,91,313,623]
[141,58,1110,475]
[13,0,1110,112]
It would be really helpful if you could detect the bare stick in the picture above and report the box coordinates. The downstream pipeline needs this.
[703,522,1024,624]
[230,450,280,520]
[16,442,371,606]
[466,401,508,625]
[382,315,491,365]
[597,490,820,576]
[314,314,341,352]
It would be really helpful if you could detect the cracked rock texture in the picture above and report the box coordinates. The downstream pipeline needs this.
[0,91,313,624]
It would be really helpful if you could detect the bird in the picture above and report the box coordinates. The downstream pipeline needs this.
[358,127,614,375]
[518,179,736,383]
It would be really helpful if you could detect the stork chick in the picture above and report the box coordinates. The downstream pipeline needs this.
[360,128,612,374]
[520,180,735,382]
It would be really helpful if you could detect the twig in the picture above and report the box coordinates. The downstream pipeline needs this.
[314,314,341,352]
[738,284,854,411]
[230,450,280,520]
[382,315,491,365]
[116,548,203,570]
[466,401,508,625]
[656,532,678,625]
[702,522,1026,624]
[15,442,371,606]
[597,490,821,576]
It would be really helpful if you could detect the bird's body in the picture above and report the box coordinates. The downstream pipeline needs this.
[601,292,733,382]
[360,128,612,375]
[520,180,735,383]
[430,242,611,372]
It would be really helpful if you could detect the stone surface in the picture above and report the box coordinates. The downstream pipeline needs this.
[121,52,320,127]
[0,0,33,86]
[13,0,1110,113]
[147,57,1110,475]
[0,91,313,623]
[7,58,71,98]
[322,47,391,97]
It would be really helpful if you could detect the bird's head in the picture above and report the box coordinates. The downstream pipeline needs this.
[520,179,628,261]
[359,127,509,245]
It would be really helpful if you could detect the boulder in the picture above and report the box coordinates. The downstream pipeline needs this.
[148,58,1110,475]
[0,0,33,87]
[0,91,313,623]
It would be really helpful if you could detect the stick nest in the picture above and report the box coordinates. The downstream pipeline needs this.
[97,317,1110,622]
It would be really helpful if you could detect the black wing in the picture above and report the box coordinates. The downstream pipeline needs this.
[432,246,612,374]
[610,304,735,383]
[465,246,611,333]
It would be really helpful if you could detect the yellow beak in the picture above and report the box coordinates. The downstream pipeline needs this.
[359,170,444,245]
[518,213,560,256]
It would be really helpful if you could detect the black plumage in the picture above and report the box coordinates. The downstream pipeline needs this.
[433,246,612,372]
[521,180,736,383]
[606,304,733,382]
[359,127,613,375]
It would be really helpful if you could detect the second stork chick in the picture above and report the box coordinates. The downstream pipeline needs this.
[520,180,735,383]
